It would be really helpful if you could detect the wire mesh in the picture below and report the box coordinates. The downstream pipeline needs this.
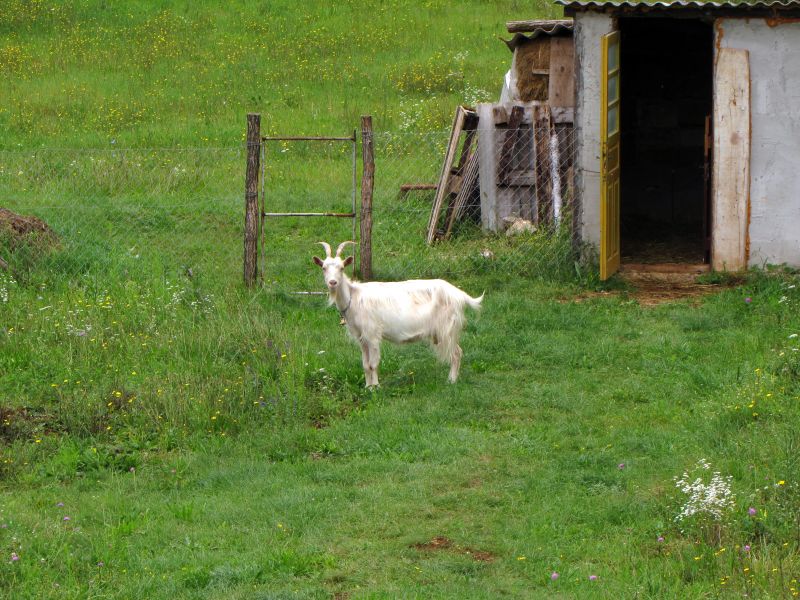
[368,126,579,283]
[0,124,580,293]
[0,147,244,285]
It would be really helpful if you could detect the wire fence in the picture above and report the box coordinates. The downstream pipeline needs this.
[0,124,581,294]
[0,147,244,287]
[368,125,578,284]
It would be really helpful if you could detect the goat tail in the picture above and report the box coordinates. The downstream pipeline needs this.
[466,292,484,312]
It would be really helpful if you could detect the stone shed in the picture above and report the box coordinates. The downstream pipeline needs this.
[557,0,800,279]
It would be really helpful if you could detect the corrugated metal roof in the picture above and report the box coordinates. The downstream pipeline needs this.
[556,0,800,9]
[504,20,574,51]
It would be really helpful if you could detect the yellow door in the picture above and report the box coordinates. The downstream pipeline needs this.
[600,30,621,280]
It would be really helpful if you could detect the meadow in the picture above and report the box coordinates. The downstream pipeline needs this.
[2,1,800,598]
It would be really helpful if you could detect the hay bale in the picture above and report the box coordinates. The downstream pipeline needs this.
[513,38,550,102]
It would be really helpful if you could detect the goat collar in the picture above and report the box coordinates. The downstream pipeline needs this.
[338,294,352,319]
[334,286,352,320]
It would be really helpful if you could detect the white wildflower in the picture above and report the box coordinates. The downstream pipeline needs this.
[674,459,735,526]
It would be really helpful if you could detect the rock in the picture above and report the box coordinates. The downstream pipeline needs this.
[503,216,537,237]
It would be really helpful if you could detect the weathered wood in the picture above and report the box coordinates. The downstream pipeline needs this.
[477,103,499,231]
[506,19,573,34]
[399,183,437,197]
[550,127,562,223]
[621,263,711,274]
[497,106,526,185]
[444,150,479,239]
[454,128,476,172]
[532,105,553,225]
[359,115,374,280]
[427,107,467,244]
[712,48,750,271]
[492,103,573,125]
[244,113,260,288]
[548,37,575,108]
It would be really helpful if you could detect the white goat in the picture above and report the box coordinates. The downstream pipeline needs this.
[313,241,483,387]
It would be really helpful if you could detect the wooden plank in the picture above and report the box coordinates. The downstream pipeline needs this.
[244,113,261,287]
[497,105,526,185]
[532,105,553,225]
[444,150,479,239]
[506,19,572,34]
[359,116,374,280]
[454,128,476,172]
[621,263,711,274]
[492,103,573,125]
[548,37,575,108]
[712,48,750,272]
[399,183,436,198]
[477,103,499,231]
[427,107,466,244]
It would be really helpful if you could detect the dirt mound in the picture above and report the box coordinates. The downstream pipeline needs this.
[411,536,496,562]
[0,208,59,263]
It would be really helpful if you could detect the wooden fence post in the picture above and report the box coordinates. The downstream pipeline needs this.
[244,113,261,287]
[359,115,374,281]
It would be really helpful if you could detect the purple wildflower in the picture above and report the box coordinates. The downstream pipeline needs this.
[551,572,560,581]
[748,507,757,516]
[11,552,19,561]
[589,575,598,581]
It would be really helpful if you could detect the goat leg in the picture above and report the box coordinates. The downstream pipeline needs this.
[448,344,463,383]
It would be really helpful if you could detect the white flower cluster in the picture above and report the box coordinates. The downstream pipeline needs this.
[0,273,17,303]
[674,459,735,523]
[165,281,214,314]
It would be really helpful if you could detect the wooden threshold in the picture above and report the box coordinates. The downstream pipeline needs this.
[621,263,711,274]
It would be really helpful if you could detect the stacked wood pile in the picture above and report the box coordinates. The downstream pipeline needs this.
[425,103,574,242]
[426,107,479,243]
[421,19,576,243]
[476,102,574,235]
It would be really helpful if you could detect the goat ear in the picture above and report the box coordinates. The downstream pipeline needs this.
[343,256,354,267]
[313,256,324,267]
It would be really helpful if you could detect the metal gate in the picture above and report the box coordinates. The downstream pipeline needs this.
[254,126,359,294]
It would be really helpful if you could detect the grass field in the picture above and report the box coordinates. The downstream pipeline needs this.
[2,1,800,598]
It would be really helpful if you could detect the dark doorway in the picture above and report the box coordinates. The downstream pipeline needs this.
[619,18,713,264]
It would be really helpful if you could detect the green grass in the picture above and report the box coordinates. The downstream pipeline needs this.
[3,271,800,598]
[2,1,800,598]
[0,0,559,148]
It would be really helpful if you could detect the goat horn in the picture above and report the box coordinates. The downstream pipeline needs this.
[335,241,355,257]
[317,241,332,258]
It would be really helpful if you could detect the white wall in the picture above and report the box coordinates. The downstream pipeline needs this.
[718,19,800,267]
[573,12,614,247]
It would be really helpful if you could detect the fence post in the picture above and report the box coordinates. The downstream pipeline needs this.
[359,115,374,281]
[244,113,261,287]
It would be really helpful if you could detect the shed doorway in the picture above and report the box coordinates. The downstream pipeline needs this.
[618,18,713,265]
